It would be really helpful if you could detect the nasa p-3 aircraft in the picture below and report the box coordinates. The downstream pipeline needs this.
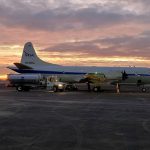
[8,42,150,92]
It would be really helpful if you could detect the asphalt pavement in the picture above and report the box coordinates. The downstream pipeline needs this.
[0,89,150,150]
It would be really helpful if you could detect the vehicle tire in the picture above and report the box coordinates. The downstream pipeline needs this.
[59,89,64,92]
[16,86,23,92]
[24,87,30,92]
[53,86,58,92]
[74,87,78,91]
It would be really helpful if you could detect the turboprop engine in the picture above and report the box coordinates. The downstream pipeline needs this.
[85,71,123,83]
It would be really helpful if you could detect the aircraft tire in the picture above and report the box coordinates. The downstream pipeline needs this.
[141,88,147,93]
[93,87,100,92]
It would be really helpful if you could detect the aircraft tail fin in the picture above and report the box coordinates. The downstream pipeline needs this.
[21,42,58,67]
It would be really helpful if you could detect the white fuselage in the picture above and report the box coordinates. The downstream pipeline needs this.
[12,65,150,83]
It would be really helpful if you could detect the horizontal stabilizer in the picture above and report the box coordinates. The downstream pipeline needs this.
[14,63,32,69]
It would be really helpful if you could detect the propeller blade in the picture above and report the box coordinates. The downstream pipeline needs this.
[122,70,128,80]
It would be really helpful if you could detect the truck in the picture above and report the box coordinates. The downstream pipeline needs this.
[46,75,66,92]
[7,74,66,92]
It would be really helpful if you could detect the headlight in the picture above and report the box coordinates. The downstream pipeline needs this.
[58,84,63,87]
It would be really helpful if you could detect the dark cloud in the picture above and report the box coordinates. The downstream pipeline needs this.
[42,31,150,59]
[0,0,150,31]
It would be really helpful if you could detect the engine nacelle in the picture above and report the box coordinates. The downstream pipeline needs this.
[104,71,122,80]
[85,71,122,83]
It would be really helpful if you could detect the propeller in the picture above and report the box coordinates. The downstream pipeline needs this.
[122,70,128,80]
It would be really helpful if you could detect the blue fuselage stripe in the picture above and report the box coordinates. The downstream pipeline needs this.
[127,74,150,77]
[13,69,86,75]
[12,69,150,77]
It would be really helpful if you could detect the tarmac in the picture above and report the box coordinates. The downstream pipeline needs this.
[0,88,150,150]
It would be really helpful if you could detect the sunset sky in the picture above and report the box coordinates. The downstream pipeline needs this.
[0,0,150,77]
